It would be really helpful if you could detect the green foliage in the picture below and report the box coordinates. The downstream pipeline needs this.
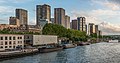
[42,23,87,42]
[42,23,67,37]
[0,29,9,34]
[90,33,97,38]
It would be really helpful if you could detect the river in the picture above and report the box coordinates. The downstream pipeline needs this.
[1,42,120,63]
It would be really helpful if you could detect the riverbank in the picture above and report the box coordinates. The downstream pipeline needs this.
[0,49,39,61]
[2,42,119,63]
[0,43,93,61]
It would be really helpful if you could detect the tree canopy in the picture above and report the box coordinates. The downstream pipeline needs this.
[42,23,87,41]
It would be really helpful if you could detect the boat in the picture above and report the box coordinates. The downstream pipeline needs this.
[108,40,119,43]
[38,45,63,53]
[38,47,63,53]
[63,44,77,49]
[78,42,90,46]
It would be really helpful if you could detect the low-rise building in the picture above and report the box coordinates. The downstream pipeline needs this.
[0,24,41,34]
[9,17,20,26]
[0,34,24,51]
[28,25,41,33]
[24,35,58,46]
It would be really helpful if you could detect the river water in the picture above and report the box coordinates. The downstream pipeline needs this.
[1,42,120,63]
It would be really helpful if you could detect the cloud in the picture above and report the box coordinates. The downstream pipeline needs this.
[0,18,8,24]
[91,0,120,10]
[109,0,120,4]
[90,0,120,35]
[70,8,120,35]
[104,2,120,10]
[99,22,120,35]
[0,18,7,21]
[0,0,5,3]
[0,0,32,4]
[0,6,15,24]
[0,6,15,13]
[70,11,99,24]
[92,9,116,16]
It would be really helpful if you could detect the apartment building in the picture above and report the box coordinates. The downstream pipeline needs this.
[0,34,24,51]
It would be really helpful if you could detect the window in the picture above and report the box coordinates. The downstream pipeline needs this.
[13,37,15,40]
[20,37,22,39]
[9,41,12,45]
[0,37,3,40]
[13,41,16,44]
[5,37,7,40]
[18,37,19,39]
[20,41,22,44]
[0,46,3,48]
[13,46,15,48]
[18,41,21,44]
[9,46,12,48]
[9,37,12,40]
[0,41,3,45]
[5,46,7,48]
[5,41,7,45]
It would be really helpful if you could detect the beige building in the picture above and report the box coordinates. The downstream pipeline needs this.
[88,23,94,35]
[36,4,51,25]
[54,8,65,27]
[8,25,41,33]
[72,19,78,30]
[28,25,41,33]
[95,25,98,33]
[65,15,70,29]
[0,24,41,34]
[9,17,20,26]
[77,17,86,32]
[88,23,99,35]
[16,9,28,26]
[0,24,18,30]
[0,34,24,51]
[24,35,57,46]
[0,24,9,30]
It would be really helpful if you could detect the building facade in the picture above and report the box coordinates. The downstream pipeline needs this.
[95,25,98,33]
[0,34,24,51]
[36,4,51,25]
[85,24,87,33]
[88,23,95,35]
[54,8,65,27]
[72,19,78,30]
[77,17,86,32]
[16,9,28,26]
[9,17,20,26]
[65,15,70,29]
[24,35,58,46]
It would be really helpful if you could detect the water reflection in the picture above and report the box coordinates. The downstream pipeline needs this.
[1,42,120,63]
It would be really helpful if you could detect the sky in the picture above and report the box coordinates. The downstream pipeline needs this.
[0,0,120,35]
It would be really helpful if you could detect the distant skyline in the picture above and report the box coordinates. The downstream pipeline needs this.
[0,0,120,35]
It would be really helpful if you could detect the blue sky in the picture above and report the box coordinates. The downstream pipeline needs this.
[0,0,120,35]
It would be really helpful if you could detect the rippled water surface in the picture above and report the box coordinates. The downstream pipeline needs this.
[1,42,120,63]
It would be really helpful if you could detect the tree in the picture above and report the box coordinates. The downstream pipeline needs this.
[42,23,87,42]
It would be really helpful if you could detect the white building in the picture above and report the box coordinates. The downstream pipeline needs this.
[24,35,58,46]
[0,34,24,51]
